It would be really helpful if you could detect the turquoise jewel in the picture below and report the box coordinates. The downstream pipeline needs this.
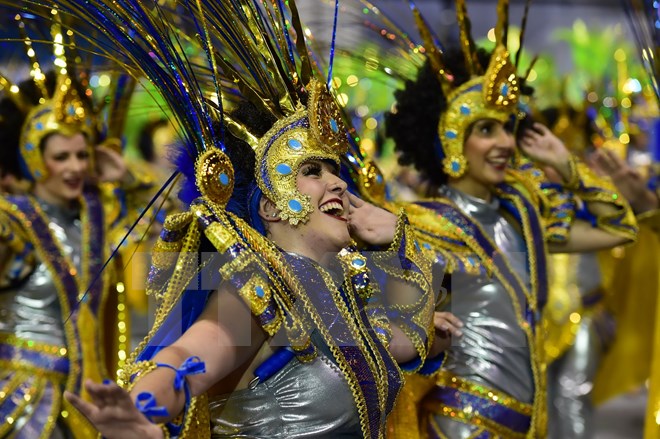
[35,122,43,130]
[501,84,509,96]
[255,285,265,298]
[288,139,302,150]
[218,173,230,186]
[67,105,76,116]
[423,243,431,250]
[330,118,339,133]
[451,160,461,173]
[460,104,471,115]
[445,130,457,140]
[288,199,303,212]
[34,170,41,178]
[25,143,34,151]
[276,163,292,175]
[351,258,365,269]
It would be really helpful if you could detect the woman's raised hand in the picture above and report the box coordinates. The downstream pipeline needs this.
[64,380,163,439]
[347,192,398,246]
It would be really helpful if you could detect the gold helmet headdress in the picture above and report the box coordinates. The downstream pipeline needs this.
[195,0,349,224]
[2,12,99,181]
[411,0,529,177]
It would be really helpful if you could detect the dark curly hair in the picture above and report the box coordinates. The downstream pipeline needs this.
[0,72,57,178]
[385,47,493,191]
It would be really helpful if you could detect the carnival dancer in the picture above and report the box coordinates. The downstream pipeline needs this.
[0,22,151,439]
[379,2,638,437]
[25,0,442,437]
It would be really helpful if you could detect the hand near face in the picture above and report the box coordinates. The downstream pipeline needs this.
[519,123,572,179]
[64,380,163,439]
[95,144,129,183]
[347,192,398,246]
[589,148,659,214]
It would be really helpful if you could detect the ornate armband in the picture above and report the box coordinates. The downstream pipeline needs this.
[562,156,638,241]
[128,356,206,438]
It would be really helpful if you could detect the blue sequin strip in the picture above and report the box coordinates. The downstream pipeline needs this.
[428,385,531,434]
[9,196,81,309]
[83,189,106,314]
[0,343,70,375]
[283,251,401,439]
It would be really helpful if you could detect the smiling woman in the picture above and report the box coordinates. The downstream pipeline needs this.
[376,1,639,437]
[17,0,443,437]
[0,65,153,438]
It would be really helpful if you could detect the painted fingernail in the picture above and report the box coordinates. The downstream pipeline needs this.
[103,379,113,385]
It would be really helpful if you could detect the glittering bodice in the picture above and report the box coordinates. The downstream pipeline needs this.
[0,199,82,346]
[439,185,535,403]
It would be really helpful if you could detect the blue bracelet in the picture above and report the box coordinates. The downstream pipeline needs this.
[133,356,207,436]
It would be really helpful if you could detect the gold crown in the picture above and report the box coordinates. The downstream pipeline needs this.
[200,79,349,224]
[19,73,97,181]
[253,79,348,224]
[412,0,526,178]
[2,12,98,182]
[439,46,520,177]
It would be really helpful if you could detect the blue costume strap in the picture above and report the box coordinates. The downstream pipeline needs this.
[135,392,170,421]
[132,356,206,436]
[249,347,295,389]
[155,356,206,391]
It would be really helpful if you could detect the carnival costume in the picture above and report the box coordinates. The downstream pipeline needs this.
[16,0,438,437]
[334,1,639,437]
[0,16,154,438]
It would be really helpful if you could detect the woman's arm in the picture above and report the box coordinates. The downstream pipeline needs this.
[520,123,638,253]
[65,285,266,439]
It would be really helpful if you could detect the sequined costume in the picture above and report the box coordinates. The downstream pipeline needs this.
[0,16,153,436]
[20,1,436,438]
[0,185,139,438]
[342,1,639,437]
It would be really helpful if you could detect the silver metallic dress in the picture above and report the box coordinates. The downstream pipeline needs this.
[430,186,535,438]
[209,351,361,438]
[0,200,80,439]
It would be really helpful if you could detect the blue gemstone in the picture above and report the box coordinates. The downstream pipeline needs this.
[376,175,383,184]
[25,143,34,151]
[445,130,457,140]
[460,104,471,115]
[35,122,43,130]
[67,105,76,116]
[255,285,265,298]
[351,258,365,268]
[414,241,421,251]
[557,212,567,219]
[330,118,339,133]
[501,84,509,95]
[34,170,41,178]
[276,163,292,175]
[423,243,431,250]
[451,161,461,173]
[218,173,230,186]
[288,139,302,150]
[288,199,303,212]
